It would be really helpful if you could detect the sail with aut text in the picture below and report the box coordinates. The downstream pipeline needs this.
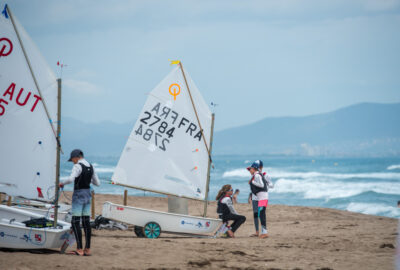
[0,6,59,201]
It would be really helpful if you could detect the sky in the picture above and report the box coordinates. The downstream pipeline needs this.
[3,0,400,131]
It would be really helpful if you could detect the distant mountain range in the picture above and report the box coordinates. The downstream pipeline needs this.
[214,102,400,156]
[61,102,400,157]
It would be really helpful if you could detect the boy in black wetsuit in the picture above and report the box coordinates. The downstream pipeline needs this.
[60,149,100,256]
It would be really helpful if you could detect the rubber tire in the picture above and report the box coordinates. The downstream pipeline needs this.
[143,222,161,239]
[134,226,145,237]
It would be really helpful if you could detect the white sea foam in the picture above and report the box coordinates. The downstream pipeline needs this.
[222,168,400,180]
[273,178,400,199]
[346,202,399,218]
[388,164,400,170]
[94,166,115,173]
[223,168,249,178]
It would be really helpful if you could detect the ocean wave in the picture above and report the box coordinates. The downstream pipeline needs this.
[273,178,400,199]
[222,168,400,180]
[387,164,400,170]
[94,166,115,173]
[346,202,399,218]
[223,168,250,178]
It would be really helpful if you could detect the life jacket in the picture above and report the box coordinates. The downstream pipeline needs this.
[217,196,232,218]
[74,163,94,190]
[249,172,268,195]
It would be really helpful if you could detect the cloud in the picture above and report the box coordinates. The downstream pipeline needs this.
[63,79,102,94]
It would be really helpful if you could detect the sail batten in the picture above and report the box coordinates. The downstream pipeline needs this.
[112,65,212,200]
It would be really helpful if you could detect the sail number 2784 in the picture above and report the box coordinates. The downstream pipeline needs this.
[135,111,175,151]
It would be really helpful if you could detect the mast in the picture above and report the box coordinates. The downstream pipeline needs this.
[203,113,215,217]
[53,78,62,227]
[179,62,212,164]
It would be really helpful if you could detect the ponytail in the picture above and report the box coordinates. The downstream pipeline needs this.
[216,184,232,201]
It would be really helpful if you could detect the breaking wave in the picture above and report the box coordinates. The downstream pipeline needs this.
[222,168,400,180]
[346,202,399,218]
[273,178,400,199]
[387,164,400,170]
[94,166,115,174]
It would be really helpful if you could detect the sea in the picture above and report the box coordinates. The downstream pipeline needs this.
[60,155,400,219]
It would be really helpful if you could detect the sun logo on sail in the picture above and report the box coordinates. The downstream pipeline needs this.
[169,83,181,100]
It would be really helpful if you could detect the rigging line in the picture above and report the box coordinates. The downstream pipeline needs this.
[7,5,63,152]
[61,188,72,202]
[178,62,212,163]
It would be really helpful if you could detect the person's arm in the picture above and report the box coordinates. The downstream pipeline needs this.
[251,173,264,188]
[232,189,239,203]
[60,164,81,187]
[263,173,274,189]
[91,167,100,187]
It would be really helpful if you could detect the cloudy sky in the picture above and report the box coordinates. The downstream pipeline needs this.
[4,0,400,130]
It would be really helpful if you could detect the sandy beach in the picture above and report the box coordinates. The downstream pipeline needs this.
[0,193,397,270]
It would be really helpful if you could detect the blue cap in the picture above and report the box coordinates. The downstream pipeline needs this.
[254,160,263,168]
[68,149,83,162]
[250,161,260,170]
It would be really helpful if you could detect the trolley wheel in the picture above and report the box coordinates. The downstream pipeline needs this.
[143,222,161,239]
[134,226,145,238]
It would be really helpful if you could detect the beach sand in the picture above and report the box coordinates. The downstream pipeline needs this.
[0,193,397,270]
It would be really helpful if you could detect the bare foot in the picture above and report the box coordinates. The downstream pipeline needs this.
[227,230,235,238]
[84,248,91,256]
[259,233,269,239]
[67,249,84,256]
[250,231,259,237]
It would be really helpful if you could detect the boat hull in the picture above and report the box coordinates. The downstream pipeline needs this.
[0,205,72,249]
[102,201,221,236]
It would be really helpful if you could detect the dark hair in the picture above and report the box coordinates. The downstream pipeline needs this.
[216,184,232,201]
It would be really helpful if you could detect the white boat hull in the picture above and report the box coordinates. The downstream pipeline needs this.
[0,205,72,249]
[102,201,221,236]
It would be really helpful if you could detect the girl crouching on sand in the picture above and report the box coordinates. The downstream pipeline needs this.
[216,184,246,238]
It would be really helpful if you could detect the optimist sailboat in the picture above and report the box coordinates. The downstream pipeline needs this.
[102,62,221,238]
[0,5,71,249]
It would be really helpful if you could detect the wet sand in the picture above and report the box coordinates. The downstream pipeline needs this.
[0,193,397,270]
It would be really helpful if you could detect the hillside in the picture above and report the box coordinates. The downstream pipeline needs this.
[61,102,400,157]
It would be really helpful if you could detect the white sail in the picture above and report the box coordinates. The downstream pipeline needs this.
[0,7,58,201]
[112,65,212,200]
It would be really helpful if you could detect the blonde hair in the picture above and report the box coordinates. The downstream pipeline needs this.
[216,184,232,201]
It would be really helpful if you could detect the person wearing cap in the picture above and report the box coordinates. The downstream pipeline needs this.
[248,160,272,238]
[60,149,100,256]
